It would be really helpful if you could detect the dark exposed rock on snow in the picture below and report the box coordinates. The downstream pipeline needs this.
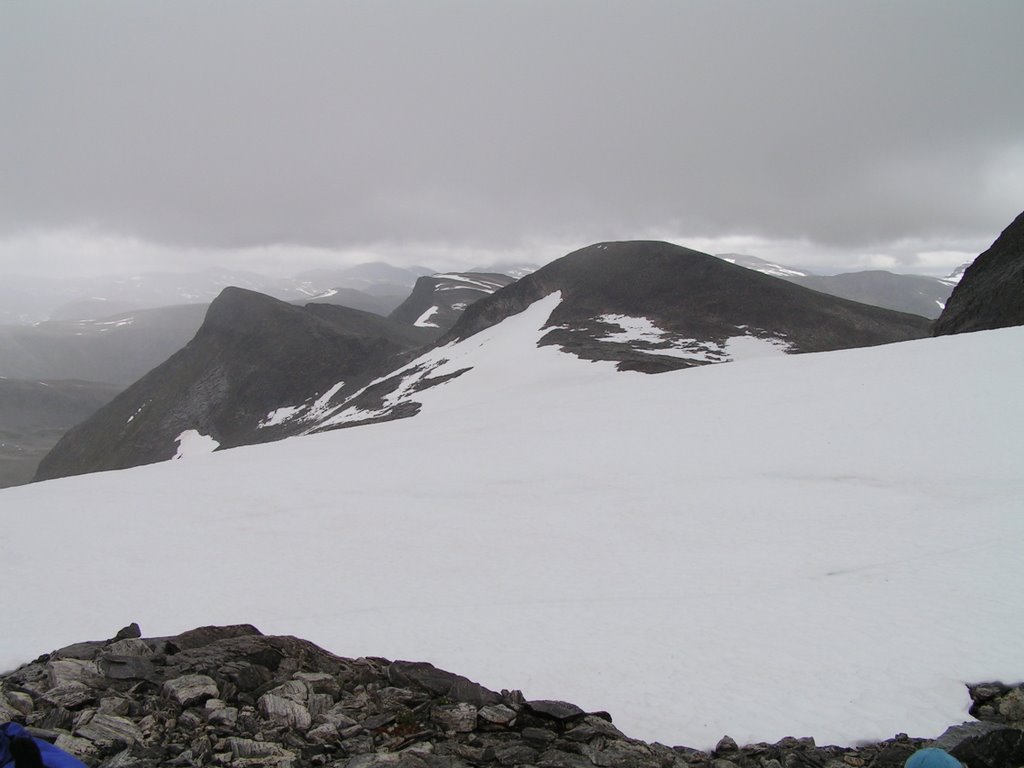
[447,241,932,373]
[388,274,516,334]
[933,209,1024,335]
[1,625,1021,768]
[34,289,436,481]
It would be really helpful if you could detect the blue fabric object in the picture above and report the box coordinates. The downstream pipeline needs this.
[905,747,963,768]
[0,722,88,768]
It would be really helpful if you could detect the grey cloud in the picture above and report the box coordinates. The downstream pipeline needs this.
[0,1,1021,266]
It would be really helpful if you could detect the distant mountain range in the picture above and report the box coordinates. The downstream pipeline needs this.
[716,254,964,319]
[0,262,448,325]
[0,304,209,386]
[10,216,1024,487]
[36,242,934,480]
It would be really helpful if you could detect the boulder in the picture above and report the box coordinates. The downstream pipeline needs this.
[161,673,219,707]
[933,721,1024,768]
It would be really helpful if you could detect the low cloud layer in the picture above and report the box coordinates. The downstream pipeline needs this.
[1,1,1021,277]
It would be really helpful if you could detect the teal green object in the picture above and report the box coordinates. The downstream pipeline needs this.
[905,747,962,768]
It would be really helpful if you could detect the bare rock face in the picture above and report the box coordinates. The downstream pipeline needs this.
[0,624,1021,768]
[934,209,1024,335]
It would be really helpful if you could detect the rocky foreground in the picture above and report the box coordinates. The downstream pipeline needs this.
[1,625,1022,768]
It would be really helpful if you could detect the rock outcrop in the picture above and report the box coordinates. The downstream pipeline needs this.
[933,209,1024,335]
[2,625,1021,768]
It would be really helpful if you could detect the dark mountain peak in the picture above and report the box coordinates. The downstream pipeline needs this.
[447,240,931,371]
[34,289,436,481]
[933,210,1024,335]
[200,286,300,334]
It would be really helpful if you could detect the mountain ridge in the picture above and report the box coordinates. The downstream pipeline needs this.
[33,288,436,480]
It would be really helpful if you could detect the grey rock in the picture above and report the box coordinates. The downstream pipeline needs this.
[227,736,295,759]
[563,715,625,742]
[536,748,594,768]
[522,726,558,746]
[98,697,131,716]
[53,641,104,661]
[3,689,33,716]
[344,754,430,768]
[934,720,1024,767]
[585,739,662,768]
[308,692,334,716]
[387,661,501,707]
[306,722,339,744]
[323,705,360,729]
[113,623,142,640]
[54,732,97,760]
[266,679,309,702]
[293,671,341,698]
[47,659,100,688]
[75,712,144,746]
[98,654,154,680]
[162,673,219,707]
[493,742,539,766]
[998,688,1024,722]
[41,683,96,709]
[525,699,586,721]
[478,703,517,726]
[361,711,397,730]
[430,702,477,733]
[258,692,312,730]
[207,705,239,728]
[714,735,739,754]
[104,638,153,657]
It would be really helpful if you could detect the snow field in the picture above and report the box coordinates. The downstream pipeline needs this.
[1,294,1022,752]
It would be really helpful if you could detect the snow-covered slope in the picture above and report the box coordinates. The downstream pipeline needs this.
[1,295,1021,752]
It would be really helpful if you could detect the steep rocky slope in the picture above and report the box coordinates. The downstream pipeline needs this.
[1,624,1021,768]
[933,209,1024,335]
[34,289,434,481]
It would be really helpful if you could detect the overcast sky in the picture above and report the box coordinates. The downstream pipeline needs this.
[1,1,1022,279]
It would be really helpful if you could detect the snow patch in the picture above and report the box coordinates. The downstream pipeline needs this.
[414,306,441,328]
[432,274,506,291]
[172,430,219,459]
[258,405,307,428]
